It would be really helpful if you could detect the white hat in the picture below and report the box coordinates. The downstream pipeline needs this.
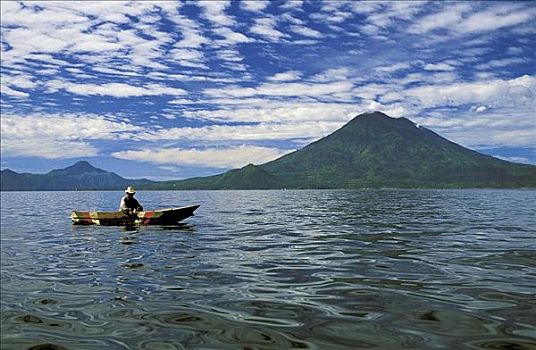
[125,186,136,194]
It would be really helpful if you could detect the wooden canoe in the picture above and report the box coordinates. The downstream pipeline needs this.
[70,205,200,226]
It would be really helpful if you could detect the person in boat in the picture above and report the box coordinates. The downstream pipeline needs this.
[120,186,143,215]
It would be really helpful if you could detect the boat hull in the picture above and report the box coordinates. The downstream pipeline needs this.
[70,205,200,226]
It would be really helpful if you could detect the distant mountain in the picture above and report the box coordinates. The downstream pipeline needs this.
[147,112,536,189]
[0,161,153,191]
[3,113,535,191]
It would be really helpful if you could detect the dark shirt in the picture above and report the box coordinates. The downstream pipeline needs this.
[119,195,143,212]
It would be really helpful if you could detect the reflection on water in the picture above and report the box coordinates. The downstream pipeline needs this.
[1,189,535,349]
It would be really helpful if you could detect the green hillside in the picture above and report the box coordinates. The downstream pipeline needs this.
[147,164,283,190]
[261,112,536,188]
[153,112,536,189]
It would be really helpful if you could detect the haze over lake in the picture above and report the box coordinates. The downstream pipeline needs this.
[1,190,535,349]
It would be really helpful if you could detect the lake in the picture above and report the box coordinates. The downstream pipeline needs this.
[1,190,535,350]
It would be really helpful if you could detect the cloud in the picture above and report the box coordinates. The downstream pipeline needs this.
[0,1,179,71]
[1,0,534,173]
[374,63,411,74]
[204,81,354,98]
[413,106,536,148]
[423,62,457,71]
[290,25,323,38]
[475,57,526,70]
[169,48,207,68]
[349,2,384,15]
[409,2,536,35]
[169,16,210,48]
[46,81,187,98]
[1,113,141,159]
[2,139,98,159]
[149,71,239,83]
[112,145,292,168]
[280,0,304,10]
[461,4,536,34]
[139,120,346,142]
[196,1,235,27]
[216,49,244,62]
[240,1,269,12]
[267,71,302,82]
[250,17,287,41]
[212,27,252,45]
[312,2,353,24]
[310,68,350,82]
[382,75,536,109]
[1,84,30,98]
[364,2,423,28]
[409,3,472,34]
[506,47,524,55]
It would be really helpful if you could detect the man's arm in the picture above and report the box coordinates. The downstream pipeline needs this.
[119,196,128,211]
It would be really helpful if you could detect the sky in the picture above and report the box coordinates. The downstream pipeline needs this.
[1,1,535,180]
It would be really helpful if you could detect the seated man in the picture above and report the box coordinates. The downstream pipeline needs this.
[119,186,143,215]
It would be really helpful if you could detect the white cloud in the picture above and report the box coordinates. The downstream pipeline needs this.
[281,0,303,10]
[168,98,196,105]
[475,57,526,70]
[313,2,353,24]
[176,26,210,48]
[413,107,536,148]
[250,17,287,41]
[409,3,472,34]
[169,48,208,68]
[374,62,411,74]
[383,75,536,109]
[267,71,302,82]
[149,71,239,83]
[240,1,269,12]
[213,27,252,45]
[196,1,235,27]
[140,120,346,142]
[310,68,350,82]
[1,113,142,159]
[461,5,536,34]
[409,3,536,35]
[507,47,524,55]
[0,1,179,71]
[216,49,244,62]
[290,25,323,38]
[1,84,30,98]
[186,103,356,123]
[2,139,98,159]
[424,62,457,71]
[353,83,391,101]
[167,14,211,49]
[46,81,187,98]
[204,81,354,98]
[349,2,384,15]
[112,145,292,168]
[91,67,141,77]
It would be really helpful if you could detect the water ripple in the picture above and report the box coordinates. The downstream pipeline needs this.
[2,189,535,349]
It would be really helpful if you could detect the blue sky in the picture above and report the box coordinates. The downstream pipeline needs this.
[1,1,535,180]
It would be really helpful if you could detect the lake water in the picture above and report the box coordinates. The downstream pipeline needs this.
[1,190,535,350]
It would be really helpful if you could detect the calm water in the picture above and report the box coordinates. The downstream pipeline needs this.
[1,190,535,350]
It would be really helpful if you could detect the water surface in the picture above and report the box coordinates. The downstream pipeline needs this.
[1,190,535,349]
